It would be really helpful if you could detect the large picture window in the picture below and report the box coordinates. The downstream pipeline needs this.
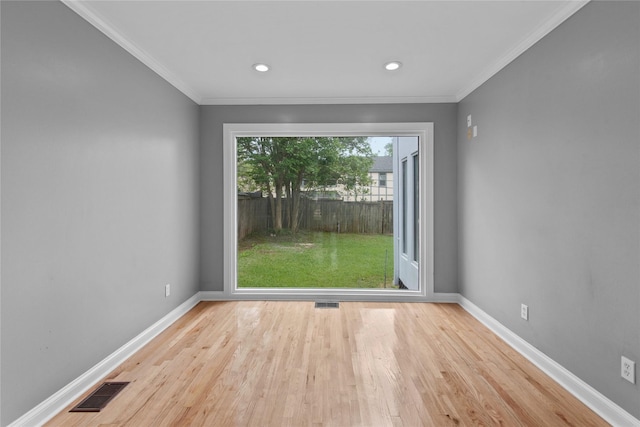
[223,123,434,301]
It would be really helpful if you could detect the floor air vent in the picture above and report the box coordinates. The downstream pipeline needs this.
[315,301,339,309]
[70,382,129,412]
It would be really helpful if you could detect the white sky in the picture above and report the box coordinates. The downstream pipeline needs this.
[368,137,392,156]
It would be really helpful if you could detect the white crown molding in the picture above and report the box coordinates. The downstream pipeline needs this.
[200,95,457,105]
[7,293,201,427]
[455,0,591,102]
[61,0,201,104]
[458,295,640,427]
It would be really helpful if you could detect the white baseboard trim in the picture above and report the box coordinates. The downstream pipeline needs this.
[428,292,460,303]
[199,290,460,303]
[458,294,640,427]
[8,293,201,427]
[199,290,233,301]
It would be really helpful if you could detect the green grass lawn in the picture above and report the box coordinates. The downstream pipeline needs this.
[238,231,395,288]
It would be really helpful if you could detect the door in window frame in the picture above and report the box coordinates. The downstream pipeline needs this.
[394,136,420,291]
[223,122,434,302]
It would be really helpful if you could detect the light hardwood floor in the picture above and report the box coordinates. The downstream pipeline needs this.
[47,301,608,426]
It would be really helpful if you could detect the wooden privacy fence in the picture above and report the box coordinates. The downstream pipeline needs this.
[237,197,393,240]
[237,198,270,240]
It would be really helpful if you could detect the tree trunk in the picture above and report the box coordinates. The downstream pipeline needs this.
[285,182,292,230]
[291,188,300,233]
[291,172,304,234]
[266,182,275,231]
[274,184,283,232]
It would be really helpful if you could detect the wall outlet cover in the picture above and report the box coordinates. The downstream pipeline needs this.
[467,115,472,127]
[165,284,171,297]
[621,356,635,384]
[520,304,528,320]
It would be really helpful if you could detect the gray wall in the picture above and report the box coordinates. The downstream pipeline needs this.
[0,2,200,425]
[457,1,640,418]
[199,104,458,293]
[4,0,638,424]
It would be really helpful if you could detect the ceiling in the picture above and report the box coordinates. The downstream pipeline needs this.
[63,1,589,105]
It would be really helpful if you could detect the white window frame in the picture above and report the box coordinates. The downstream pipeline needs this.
[223,122,434,302]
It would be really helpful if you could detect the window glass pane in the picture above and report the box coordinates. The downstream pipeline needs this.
[237,135,401,289]
[379,172,386,187]
[402,159,407,254]
[413,154,419,262]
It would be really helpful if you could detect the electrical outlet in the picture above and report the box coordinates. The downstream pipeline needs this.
[520,304,528,320]
[165,284,171,297]
[467,115,472,127]
[621,356,635,384]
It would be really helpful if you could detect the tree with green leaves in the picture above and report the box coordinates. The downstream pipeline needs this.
[384,141,393,156]
[237,136,373,233]
[336,154,373,201]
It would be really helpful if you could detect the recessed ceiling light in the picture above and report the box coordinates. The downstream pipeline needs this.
[253,63,270,72]
[384,61,402,71]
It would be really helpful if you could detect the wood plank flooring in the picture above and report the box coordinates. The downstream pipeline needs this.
[46,301,608,426]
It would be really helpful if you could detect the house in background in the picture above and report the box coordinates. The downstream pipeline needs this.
[329,156,393,202]
[1,1,638,426]
[363,156,394,202]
